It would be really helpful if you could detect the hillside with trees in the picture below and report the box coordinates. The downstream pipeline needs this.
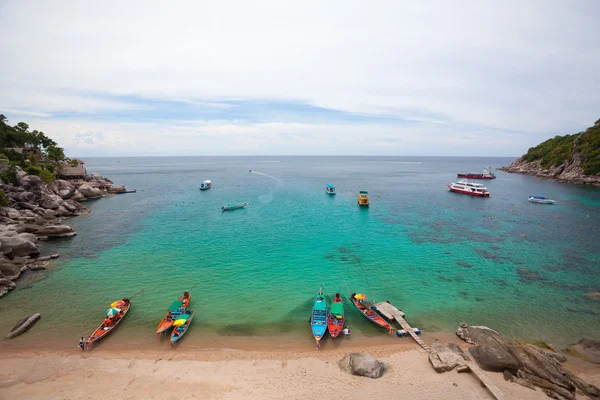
[501,119,600,186]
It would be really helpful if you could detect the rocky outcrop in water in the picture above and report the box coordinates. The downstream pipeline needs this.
[456,323,600,399]
[0,168,129,298]
[5,313,41,339]
[566,338,600,364]
[339,353,386,379]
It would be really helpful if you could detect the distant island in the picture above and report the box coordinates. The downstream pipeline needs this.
[501,119,600,186]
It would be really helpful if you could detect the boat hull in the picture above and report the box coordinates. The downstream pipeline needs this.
[311,292,328,347]
[447,185,490,197]
[222,202,248,211]
[170,311,195,346]
[350,296,393,334]
[156,292,191,338]
[529,199,555,204]
[84,302,131,350]
[328,312,344,339]
[457,174,496,179]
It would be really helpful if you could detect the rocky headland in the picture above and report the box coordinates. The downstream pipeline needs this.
[0,170,128,298]
[501,118,600,186]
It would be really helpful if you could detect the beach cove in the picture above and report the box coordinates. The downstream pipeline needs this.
[1,156,599,350]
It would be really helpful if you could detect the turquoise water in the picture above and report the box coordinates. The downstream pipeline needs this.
[1,156,599,349]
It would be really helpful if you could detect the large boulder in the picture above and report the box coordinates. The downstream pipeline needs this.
[0,236,40,257]
[22,224,76,238]
[457,323,600,399]
[39,193,63,210]
[0,261,22,279]
[69,190,86,202]
[18,175,42,190]
[53,180,76,199]
[0,278,16,298]
[77,183,103,199]
[0,207,22,220]
[55,206,72,217]
[18,191,36,203]
[428,343,469,373]
[566,338,600,364]
[338,353,386,379]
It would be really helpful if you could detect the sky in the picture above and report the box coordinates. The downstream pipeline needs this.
[1,0,599,157]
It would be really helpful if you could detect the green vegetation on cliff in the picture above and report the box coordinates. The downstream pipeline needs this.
[521,120,600,176]
[0,114,66,184]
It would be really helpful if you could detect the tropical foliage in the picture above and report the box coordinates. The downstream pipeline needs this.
[520,121,600,176]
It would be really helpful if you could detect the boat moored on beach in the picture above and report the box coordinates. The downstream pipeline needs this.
[528,195,556,204]
[156,290,192,339]
[357,190,369,206]
[170,309,195,347]
[221,202,248,211]
[326,184,336,195]
[310,287,328,348]
[457,167,496,180]
[200,180,212,190]
[349,293,393,334]
[328,292,344,339]
[447,180,490,197]
[83,289,143,350]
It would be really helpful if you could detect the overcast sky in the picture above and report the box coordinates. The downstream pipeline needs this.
[1,0,599,157]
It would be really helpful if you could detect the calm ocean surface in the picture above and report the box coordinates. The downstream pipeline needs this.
[1,156,599,349]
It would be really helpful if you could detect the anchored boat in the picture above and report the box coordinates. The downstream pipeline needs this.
[528,195,556,204]
[350,293,393,334]
[170,309,195,347]
[457,167,496,180]
[357,190,370,206]
[310,287,328,348]
[221,202,248,211]
[200,180,212,190]
[83,289,143,350]
[156,290,192,339]
[328,292,344,339]
[326,184,336,195]
[447,180,490,197]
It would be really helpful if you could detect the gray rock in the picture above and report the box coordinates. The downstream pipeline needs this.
[339,353,386,379]
[18,175,42,189]
[53,180,75,199]
[5,314,41,339]
[0,278,16,297]
[18,191,36,203]
[0,236,40,257]
[1,207,22,220]
[566,338,600,364]
[33,215,47,225]
[40,193,63,209]
[18,202,38,210]
[0,262,22,279]
[22,224,76,238]
[78,183,104,199]
[43,209,57,220]
[428,343,469,373]
[55,206,72,217]
[69,190,86,202]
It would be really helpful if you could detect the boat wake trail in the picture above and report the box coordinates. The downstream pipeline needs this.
[250,170,283,204]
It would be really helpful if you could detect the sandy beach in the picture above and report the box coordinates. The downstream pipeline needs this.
[3,338,598,400]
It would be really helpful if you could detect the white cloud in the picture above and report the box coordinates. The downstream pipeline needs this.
[1,0,599,155]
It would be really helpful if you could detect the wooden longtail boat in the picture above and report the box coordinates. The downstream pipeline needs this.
[156,291,192,339]
[350,293,393,334]
[310,287,328,348]
[170,310,195,347]
[221,202,248,211]
[84,299,131,350]
[328,292,344,339]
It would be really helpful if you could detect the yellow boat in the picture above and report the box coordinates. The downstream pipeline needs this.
[357,190,370,206]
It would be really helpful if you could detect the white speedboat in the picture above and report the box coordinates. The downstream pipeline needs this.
[528,196,555,204]
[447,180,490,197]
[325,184,336,195]
[200,180,212,190]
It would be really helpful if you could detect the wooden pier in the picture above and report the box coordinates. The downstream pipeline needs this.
[373,300,504,400]
[373,301,430,352]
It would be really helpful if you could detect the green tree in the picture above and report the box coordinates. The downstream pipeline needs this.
[39,169,55,184]
[46,145,65,163]
[0,188,8,207]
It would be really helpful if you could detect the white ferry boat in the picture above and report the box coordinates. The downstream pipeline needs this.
[447,180,490,197]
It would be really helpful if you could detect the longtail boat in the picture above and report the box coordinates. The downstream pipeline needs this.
[221,202,248,211]
[310,287,328,348]
[328,292,344,339]
[83,289,143,350]
[170,309,195,347]
[350,292,393,334]
[156,291,192,339]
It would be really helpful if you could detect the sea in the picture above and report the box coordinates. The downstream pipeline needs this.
[1,156,599,350]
